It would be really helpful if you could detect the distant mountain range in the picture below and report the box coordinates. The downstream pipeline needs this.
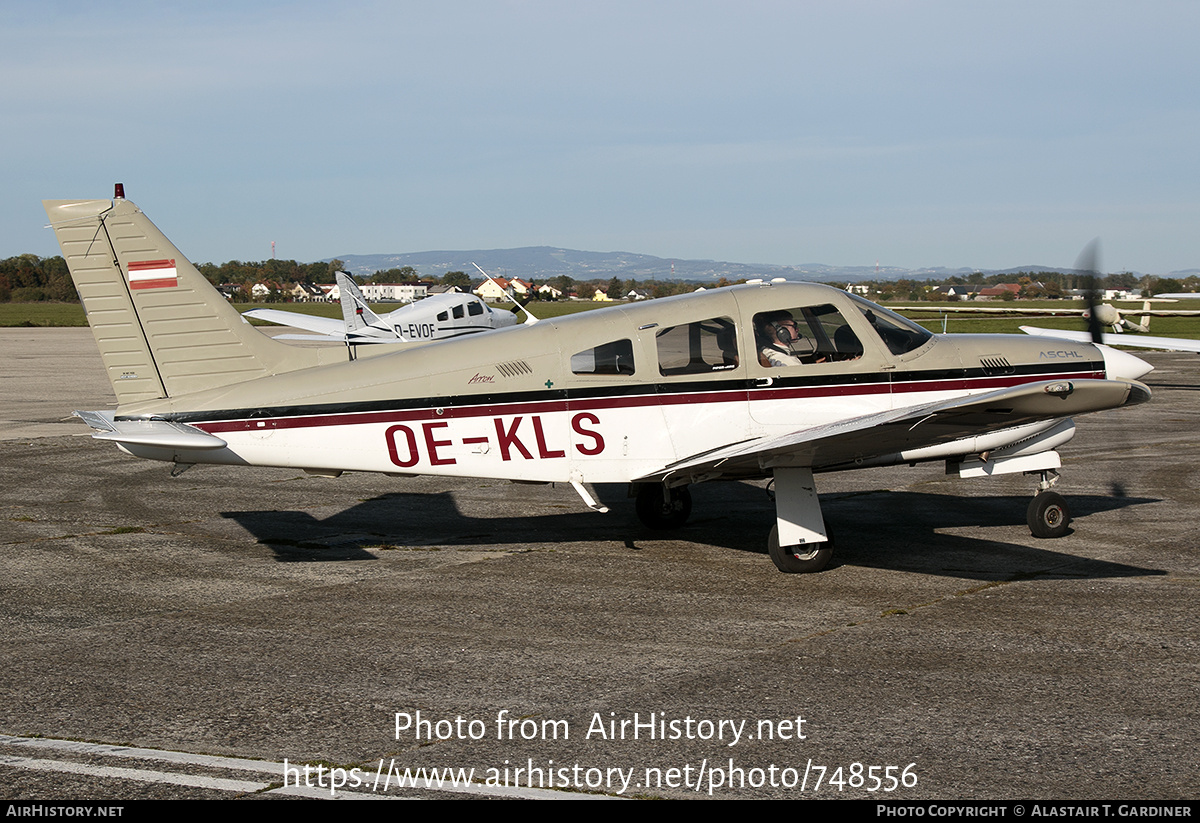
[330,246,1182,283]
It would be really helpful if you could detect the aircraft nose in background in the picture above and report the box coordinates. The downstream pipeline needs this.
[1098,344,1154,380]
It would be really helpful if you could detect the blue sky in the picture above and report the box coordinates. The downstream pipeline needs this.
[5,1,1198,273]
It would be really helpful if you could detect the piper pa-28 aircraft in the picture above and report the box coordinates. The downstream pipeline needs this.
[244,271,519,344]
[44,189,1154,573]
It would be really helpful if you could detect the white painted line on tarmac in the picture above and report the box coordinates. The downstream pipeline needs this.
[0,735,612,799]
[0,735,281,774]
[0,754,267,794]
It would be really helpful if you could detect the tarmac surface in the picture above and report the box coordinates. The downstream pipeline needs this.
[0,328,1196,799]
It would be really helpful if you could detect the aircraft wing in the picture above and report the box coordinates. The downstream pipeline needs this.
[243,309,347,336]
[267,333,405,344]
[892,305,1200,318]
[636,378,1148,482]
[1020,325,1200,353]
[889,305,1083,315]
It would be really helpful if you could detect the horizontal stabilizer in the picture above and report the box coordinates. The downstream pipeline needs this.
[242,309,347,336]
[74,410,227,450]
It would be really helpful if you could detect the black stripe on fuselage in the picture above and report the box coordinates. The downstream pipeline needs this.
[119,360,1105,429]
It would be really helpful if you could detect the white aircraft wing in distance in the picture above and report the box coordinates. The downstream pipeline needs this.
[1020,325,1200,354]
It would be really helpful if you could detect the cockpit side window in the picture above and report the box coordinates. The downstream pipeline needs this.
[468,301,484,316]
[754,305,862,367]
[847,294,932,355]
[571,339,635,375]
[656,316,739,376]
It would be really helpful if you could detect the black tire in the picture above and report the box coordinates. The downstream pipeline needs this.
[767,525,833,573]
[1027,491,1071,538]
[635,484,692,530]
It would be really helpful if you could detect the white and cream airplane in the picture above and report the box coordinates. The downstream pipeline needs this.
[44,189,1153,573]
[245,271,519,344]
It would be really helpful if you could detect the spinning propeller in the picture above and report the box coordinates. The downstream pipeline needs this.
[1076,239,1106,345]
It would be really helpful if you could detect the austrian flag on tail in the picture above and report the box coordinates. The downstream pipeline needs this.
[128,258,177,290]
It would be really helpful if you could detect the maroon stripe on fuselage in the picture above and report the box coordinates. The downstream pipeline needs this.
[192,369,1104,436]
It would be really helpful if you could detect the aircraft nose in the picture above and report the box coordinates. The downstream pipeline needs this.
[1098,344,1154,380]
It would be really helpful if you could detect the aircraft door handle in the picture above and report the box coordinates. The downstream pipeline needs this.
[755,377,774,387]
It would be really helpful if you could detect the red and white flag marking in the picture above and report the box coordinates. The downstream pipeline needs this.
[128,259,177,290]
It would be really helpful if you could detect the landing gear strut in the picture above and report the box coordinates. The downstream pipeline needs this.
[1026,469,1071,538]
[635,483,692,530]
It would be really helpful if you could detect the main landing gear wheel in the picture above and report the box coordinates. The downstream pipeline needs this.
[635,484,692,530]
[767,525,833,574]
[1027,491,1071,539]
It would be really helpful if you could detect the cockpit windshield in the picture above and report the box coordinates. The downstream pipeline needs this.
[847,294,933,355]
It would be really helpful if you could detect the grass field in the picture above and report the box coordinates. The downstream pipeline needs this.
[4,297,1198,342]
[0,303,87,326]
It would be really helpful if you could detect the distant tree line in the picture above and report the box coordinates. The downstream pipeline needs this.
[0,255,75,302]
[850,270,1200,302]
[5,253,1198,304]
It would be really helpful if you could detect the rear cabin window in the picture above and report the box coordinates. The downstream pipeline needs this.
[656,317,739,376]
[571,339,635,375]
[453,304,465,319]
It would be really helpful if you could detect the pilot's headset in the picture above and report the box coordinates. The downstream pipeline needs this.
[763,312,798,347]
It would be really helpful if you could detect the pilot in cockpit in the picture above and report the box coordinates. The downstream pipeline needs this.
[756,310,811,367]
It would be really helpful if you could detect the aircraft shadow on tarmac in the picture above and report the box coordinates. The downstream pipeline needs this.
[221,482,1163,582]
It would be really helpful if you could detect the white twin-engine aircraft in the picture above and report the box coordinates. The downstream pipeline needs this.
[44,190,1153,573]
[244,271,519,344]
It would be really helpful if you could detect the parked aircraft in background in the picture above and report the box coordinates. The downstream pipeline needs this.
[896,297,1200,354]
[46,189,1153,573]
[245,271,518,344]
[1020,326,1200,354]
[892,300,1200,334]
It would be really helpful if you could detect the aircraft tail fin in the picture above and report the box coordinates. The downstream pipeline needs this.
[43,192,327,405]
[335,271,387,335]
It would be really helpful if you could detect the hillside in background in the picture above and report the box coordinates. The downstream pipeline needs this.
[331,246,1169,283]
